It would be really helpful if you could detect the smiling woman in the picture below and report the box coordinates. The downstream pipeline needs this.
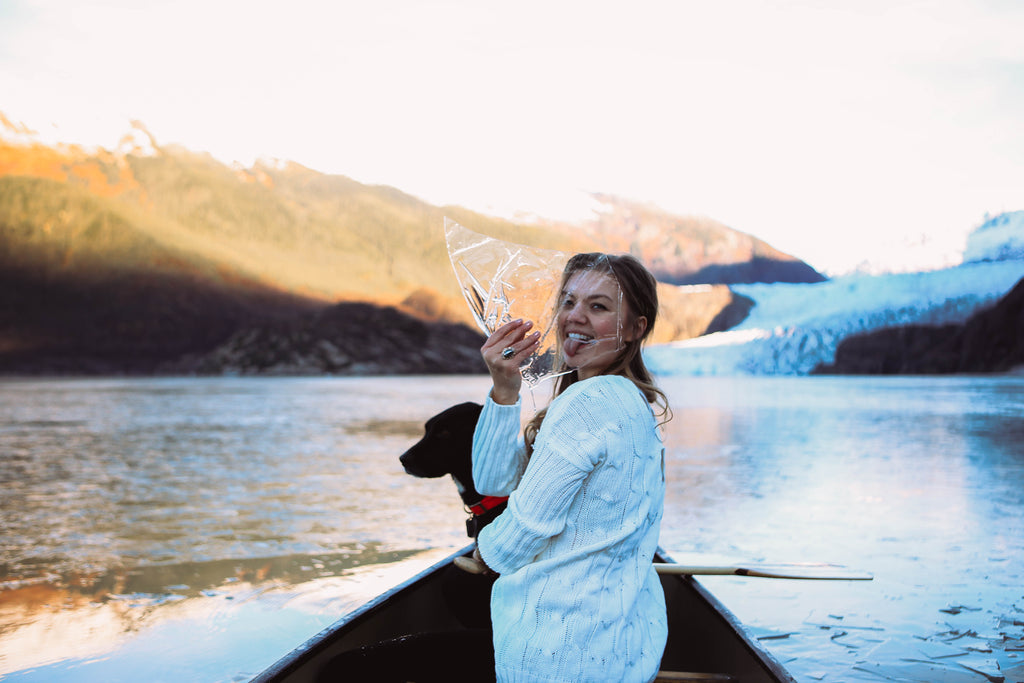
[468,251,672,683]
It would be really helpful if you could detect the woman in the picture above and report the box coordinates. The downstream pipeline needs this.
[471,253,671,683]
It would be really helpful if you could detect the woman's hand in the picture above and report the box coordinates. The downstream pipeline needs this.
[481,319,541,405]
[453,547,497,576]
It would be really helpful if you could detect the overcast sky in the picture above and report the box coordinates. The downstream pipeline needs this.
[2,0,1022,275]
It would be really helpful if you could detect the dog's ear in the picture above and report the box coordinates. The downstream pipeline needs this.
[451,402,483,417]
[457,402,483,424]
[435,403,482,439]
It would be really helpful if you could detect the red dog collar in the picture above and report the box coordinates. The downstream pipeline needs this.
[469,495,509,516]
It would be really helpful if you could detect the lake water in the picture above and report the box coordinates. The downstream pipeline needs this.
[0,374,1022,682]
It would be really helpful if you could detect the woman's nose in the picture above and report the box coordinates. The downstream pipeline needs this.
[565,303,587,323]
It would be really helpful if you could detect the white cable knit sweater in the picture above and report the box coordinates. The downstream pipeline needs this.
[473,374,667,683]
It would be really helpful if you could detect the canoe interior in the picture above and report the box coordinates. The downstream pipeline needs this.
[657,557,795,682]
[253,544,795,683]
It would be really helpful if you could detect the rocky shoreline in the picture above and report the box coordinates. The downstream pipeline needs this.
[0,300,488,378]
[163,302,488,376]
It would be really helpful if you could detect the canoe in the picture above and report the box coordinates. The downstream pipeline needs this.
[252,544,796,683]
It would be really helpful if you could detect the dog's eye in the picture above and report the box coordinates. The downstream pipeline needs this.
[437,429,452,439]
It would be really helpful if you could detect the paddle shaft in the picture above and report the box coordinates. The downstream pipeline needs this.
[457,555,872,580]
[655,563,873,580]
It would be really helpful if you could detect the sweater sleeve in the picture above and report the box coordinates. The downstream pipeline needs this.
[476,379,616,575]
[471,392,528,497]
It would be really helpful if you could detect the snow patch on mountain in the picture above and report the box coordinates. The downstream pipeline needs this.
[963,211,1024,263]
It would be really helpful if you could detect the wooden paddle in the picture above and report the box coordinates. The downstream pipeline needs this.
[654,563,873,581]
[455,556,872,580]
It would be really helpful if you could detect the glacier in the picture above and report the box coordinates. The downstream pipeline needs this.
[646,212,1024,376]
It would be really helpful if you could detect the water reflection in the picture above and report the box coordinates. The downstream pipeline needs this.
[0,378,477,583]
[1,375,1022,682]
[657,376,1024,682]
[0,546,451,682]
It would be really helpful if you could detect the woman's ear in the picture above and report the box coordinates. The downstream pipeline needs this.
[629,316,648,342]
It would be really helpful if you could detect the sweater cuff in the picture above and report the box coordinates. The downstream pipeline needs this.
[478,391,521,438]
[471,391,525,497]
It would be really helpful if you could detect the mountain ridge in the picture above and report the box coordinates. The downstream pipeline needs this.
[0,116,823,374]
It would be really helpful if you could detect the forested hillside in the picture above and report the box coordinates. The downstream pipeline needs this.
[0,122,818,374]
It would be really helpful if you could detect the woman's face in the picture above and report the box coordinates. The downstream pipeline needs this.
[556,269,645,380]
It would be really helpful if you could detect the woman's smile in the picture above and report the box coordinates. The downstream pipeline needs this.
[564,331,595,357]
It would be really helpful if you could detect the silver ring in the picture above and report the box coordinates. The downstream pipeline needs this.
[501,346,515,360]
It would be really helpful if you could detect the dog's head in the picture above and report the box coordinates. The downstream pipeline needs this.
[400,402,482,499]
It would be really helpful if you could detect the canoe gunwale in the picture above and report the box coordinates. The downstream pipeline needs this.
[656,549,797,683]
[252,543,797,683]
[250,545,473,683]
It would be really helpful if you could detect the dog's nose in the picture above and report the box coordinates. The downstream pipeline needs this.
[399,448,428,477]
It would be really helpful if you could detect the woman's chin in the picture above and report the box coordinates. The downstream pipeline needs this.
[563,345,590,364]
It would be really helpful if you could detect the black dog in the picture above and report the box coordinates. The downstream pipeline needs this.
[399,401,502,633]
[399,401,508,538]
[315,404,502,682]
